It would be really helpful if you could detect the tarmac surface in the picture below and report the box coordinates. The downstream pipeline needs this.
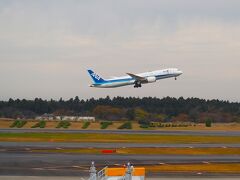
[0,149,239,176]
[0,128,240,136]
[0,129,239,178]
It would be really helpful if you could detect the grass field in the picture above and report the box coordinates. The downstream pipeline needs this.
[0,132,239,143]
[117,147,240,155]
[145,163,240,173]
[32,147,240,155]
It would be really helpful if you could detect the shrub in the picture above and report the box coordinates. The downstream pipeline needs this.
[100,121,113,129]
[56,122,62,128]
[140,124,149,128]
[31,121,46,128]
[118,121,132,129]
[138,119,150,125]
[149,123,156,127]
[10,120,18,128]
[205,118,212,127]
[158,123,164,128]
[63,121,71,128]
[82,122,90,129]
[56,121,71,128]
[18,121,27,128]
[138,119,151,128]
[165,124,171,127]
[10,120,27,128]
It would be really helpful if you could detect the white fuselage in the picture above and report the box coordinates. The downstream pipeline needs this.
[90,68,183,88]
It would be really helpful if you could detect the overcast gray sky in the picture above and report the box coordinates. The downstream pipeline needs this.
[0,0,240,101]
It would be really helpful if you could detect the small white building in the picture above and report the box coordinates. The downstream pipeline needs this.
[35,113,54,121]
[61,116,95,121]
[77,116,95,122]
[36,114,95,122]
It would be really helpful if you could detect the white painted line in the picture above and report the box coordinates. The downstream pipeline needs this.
[72,166,80,168]
[32,168,44,170]
[159,162,165,165]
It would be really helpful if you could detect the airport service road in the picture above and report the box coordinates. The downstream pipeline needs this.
[0,151,239,176]
[0,128,240,136]
[1,142,240,148]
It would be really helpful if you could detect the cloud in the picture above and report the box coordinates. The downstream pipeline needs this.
[0,0,240,101]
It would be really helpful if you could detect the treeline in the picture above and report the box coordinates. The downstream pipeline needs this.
[0,96,239,123]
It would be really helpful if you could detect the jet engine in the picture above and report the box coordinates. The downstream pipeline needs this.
[146,76,156,83]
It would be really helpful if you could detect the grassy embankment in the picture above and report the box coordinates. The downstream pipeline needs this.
[0,119,240,130]
[32,147,240,155]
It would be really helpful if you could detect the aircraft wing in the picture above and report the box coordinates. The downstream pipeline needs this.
[126,73,146,81]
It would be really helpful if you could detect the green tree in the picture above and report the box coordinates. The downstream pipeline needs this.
[93,105,124,120]
[135,108,148,121]
[189,108,200,122]
[205,118,212,127]
[126,109,135,120]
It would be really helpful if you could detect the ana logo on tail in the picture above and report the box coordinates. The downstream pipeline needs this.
[87,69,105,83]
[91,72,101,81]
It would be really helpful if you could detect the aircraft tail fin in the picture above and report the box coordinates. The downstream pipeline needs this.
[87,69,106,83]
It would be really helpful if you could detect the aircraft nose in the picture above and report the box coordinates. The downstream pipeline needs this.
[178,70,183,75]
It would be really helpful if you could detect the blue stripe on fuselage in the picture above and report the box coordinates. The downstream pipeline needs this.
[93,78,133,85]
[155,74,175,79]
[92,73,174,85]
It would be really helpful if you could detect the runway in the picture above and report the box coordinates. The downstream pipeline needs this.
[0,129,240,177]
[0,151,239,176]
[0,128,240,136]
[0,140,240,176]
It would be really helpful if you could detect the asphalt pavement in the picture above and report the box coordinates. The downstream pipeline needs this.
[0,128,240,136]
[0,151,239,176]
[0,128,239,177]
[1,142,240,148]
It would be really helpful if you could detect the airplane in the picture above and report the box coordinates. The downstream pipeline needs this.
[87,68,183,88]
